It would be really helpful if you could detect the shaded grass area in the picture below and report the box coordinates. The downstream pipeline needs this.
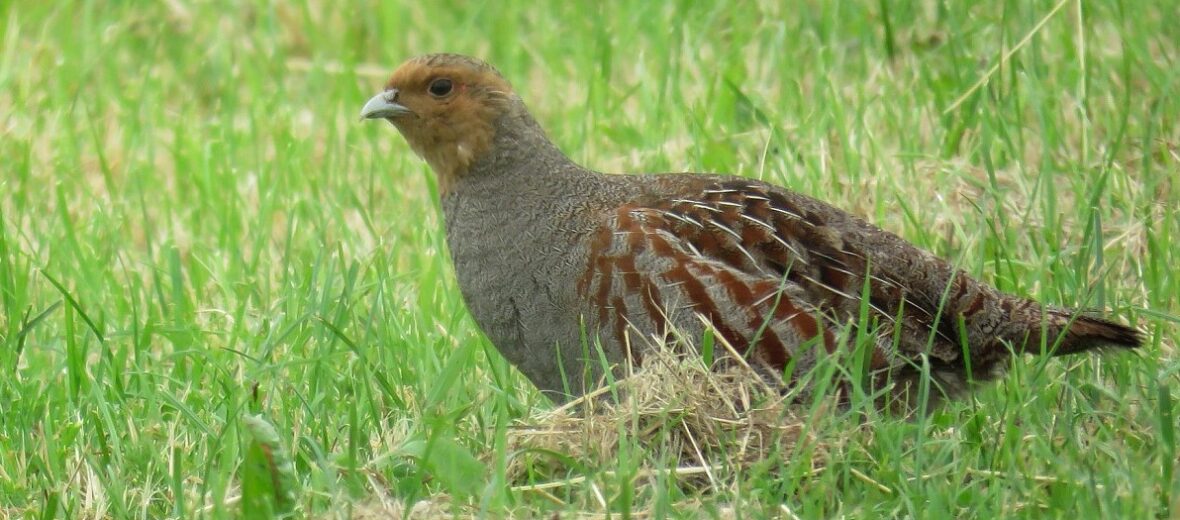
[1,0,1177,517]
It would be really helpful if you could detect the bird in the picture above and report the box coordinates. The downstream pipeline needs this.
[360,53,1141,408]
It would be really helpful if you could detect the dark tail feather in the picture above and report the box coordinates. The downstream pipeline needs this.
[1043,309,1143,356]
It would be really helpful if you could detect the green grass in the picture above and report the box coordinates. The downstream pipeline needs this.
[2,0,1178,517]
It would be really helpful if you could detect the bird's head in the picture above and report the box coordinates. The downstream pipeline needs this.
[361,54,517,192]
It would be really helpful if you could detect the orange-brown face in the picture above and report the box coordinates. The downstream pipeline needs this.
[361,54,515,192]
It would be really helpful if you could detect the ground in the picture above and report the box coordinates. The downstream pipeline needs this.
[1,0,1177,518]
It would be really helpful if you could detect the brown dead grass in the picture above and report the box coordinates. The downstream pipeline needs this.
[503,340,836,496]
[314,338,847,518]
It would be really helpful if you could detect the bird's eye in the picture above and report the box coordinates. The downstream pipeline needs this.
[428,78,453,97]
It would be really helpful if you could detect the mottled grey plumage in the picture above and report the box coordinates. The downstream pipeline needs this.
[363,54,1141,406]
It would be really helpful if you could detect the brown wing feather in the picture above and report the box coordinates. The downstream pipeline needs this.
[636,178,962,357]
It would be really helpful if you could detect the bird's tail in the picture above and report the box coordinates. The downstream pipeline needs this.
[1032,308,1143,356]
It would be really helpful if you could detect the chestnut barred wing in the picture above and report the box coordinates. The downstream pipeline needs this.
[575,178,940,379]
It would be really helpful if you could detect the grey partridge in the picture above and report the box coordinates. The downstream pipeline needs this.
[361,53,1141,406]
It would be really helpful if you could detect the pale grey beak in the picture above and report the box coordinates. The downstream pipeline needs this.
[360,89,412,120]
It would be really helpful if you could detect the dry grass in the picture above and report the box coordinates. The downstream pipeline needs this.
[504,340,835,496]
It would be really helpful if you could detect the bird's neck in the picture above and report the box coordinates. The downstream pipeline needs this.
[438,102,609,229]
[468,108,575,178]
